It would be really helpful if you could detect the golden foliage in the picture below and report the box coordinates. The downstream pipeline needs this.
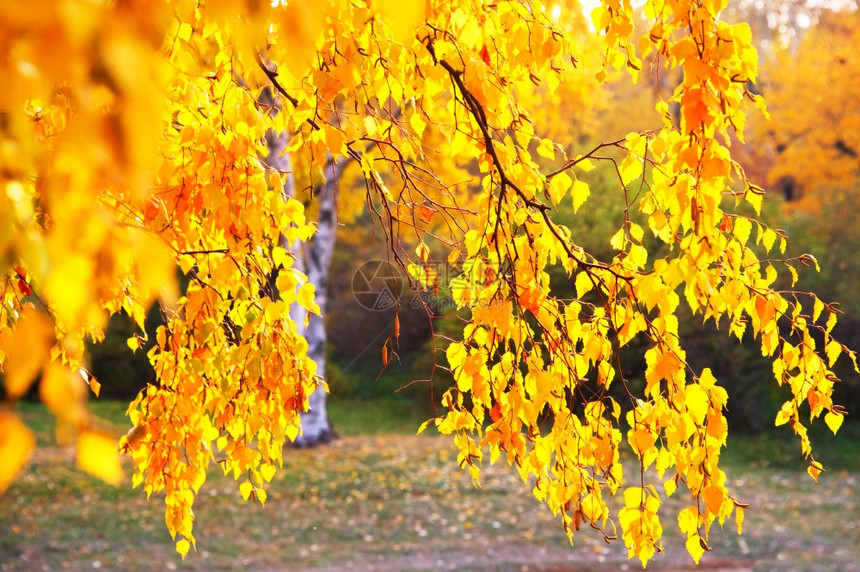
[0,0,854,565]
[753,9,860,209]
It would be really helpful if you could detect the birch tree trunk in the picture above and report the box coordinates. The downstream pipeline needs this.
[265,128,338,446]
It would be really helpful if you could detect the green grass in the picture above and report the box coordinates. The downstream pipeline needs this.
[723,422,860,472]
[328,397,432,436]
[3,400,860,571]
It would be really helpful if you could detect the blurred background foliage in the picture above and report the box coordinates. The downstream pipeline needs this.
[76,2,860,434]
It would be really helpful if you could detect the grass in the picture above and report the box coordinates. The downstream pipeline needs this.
[2,400,860,571]
[722,422,860,472]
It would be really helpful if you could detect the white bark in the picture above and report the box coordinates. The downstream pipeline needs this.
[264,126,339,446]
[292,162,339,446]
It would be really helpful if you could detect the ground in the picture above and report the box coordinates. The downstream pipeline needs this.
[2,402,859,571]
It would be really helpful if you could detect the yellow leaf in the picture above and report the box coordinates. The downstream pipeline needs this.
[698,368,716,390]
[76,429,124,486]
[0,308,54,399]
[762,228,777,252]
[686,535,706,564]
[325,126,345,154]
[685,384,708,426]
[239,481,254,500]
[813,298,825,323]
[824,411,843,434]
[415,241,431,263]
[297,282,318,314]
[807,460,824,481]
[549,172,571,205]
[775,402,793,426]
[0,412,35,493]
[745,189,762,215]
[575,156,596,172]
[664,479,676,497]
[732,217,752,245]
[571,178,590,213]
[575,271,593,299]
[409,111,426,138]
[628,244,648,269]
[416,419,432,435]
[176,538,191,558]
[580,493,604,523]
[735,505,745,534]
[260,463,277,482]
[825,340,842,367]
[537,139,555,159]
[609,227,625,250]
[677,506,700,537]
[619,149,643,185]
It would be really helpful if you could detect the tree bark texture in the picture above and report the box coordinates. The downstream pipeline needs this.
[264,127,338,446]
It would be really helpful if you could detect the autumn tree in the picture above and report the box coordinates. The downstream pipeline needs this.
[0,0,855,566]
[749,7,860,207]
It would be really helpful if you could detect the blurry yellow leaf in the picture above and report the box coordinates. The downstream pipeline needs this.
[378,0,425,43]
[0,308,54,399]
[279,1,328,78]
[176,538,191,558]
[44,255,93,325]
[39,362,88,423]
[77,429,124,486]
[0,412,35,493]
